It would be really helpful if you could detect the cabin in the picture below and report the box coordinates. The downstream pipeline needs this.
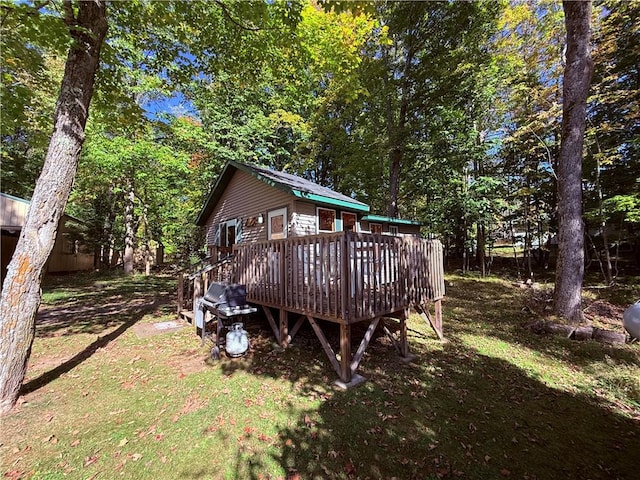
[1,192,95,286]
[179,161,445,386]
[194,160,422,259]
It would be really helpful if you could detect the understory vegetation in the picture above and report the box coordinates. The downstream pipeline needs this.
[1,273,637,480]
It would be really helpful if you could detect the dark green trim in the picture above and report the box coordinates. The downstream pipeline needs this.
[293,191,370,213]
[361,215,422,226]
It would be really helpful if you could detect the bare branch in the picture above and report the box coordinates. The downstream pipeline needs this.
[62,0,75,27]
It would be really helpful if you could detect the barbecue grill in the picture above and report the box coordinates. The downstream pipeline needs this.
[196,282,257,359]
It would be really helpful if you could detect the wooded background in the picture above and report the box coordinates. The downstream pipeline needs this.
[1,0,638,278]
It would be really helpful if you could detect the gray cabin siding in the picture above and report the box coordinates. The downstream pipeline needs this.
[204,170,294,246]
[292,200,317,236]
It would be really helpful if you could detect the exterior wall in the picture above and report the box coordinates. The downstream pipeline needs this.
[201,168,422,249]
[292,200,317,236]
[204,169,295,246]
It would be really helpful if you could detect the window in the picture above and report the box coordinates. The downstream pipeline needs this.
[216,219,242,247]
[317,207,336,233]
[389,225,399,235]
[62,234,78,254]
[341,212,357,232]
[268,207,287,240]
[370,223,382,234]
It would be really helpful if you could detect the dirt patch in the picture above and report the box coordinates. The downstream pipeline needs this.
[523,284,625,332]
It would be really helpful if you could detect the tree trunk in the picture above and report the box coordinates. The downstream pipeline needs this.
[0,1,107,415]
[477,222,486,277]
[123,182,136,275]
[554,0,593,324]
[388,148,402,218]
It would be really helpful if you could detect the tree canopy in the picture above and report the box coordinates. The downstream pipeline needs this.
[1,0,638,307]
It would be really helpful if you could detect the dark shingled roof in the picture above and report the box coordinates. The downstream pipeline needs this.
[196,161,369,226]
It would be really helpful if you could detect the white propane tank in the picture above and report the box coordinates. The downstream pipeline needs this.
[225,323,249,357]
[623,301,640,340]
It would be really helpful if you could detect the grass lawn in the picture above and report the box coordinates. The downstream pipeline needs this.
[1,272,638,480]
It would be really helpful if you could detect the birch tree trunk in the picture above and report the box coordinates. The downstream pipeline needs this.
[0,0,107,415]
[554,0,593,324]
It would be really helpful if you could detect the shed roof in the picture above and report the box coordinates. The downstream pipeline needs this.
[196,161,370,225]
[1,192,86,230]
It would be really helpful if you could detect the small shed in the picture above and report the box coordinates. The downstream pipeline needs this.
[1,192,95,285]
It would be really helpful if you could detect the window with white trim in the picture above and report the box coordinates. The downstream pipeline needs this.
[217,219,242,247]
[389,225,399,235]
[341,212,357,232]
[317,207,336,233]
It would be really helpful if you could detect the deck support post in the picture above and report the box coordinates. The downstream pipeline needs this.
[193,274,203,332]
[340,323,352,383]
[279,309,288,347]
[262,306,280,342]
[400,308,409,357]
[415,301,444,340]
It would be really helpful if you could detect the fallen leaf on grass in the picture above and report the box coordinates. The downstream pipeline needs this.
[84,454,99,467]
[500,468,511,476]
[344,461,356,476]
[4,470,25,480]
[118,438,128,447]
[70,439,80,447]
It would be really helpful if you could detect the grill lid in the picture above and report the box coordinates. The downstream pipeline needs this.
[204,282,247,307]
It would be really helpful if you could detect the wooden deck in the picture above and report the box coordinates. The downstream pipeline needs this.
[178,231,445,385]
[234,232,444,323]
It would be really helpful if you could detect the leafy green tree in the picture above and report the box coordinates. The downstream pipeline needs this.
[494,0,565,274]
[0,0,108,414]
[583,0,640,279]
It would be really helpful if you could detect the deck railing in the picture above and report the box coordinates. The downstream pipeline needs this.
[177,255,234,319]
[233,231,445,324]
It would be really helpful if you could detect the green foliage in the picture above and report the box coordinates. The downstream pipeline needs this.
[0,1,69,199]
[3,0,638,271]
[583,0,640,240]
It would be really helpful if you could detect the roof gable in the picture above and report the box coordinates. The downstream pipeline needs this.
[196,161,369,225]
